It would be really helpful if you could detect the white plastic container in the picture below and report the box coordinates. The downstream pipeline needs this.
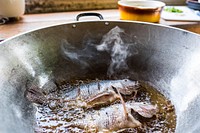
[0,0,25,17]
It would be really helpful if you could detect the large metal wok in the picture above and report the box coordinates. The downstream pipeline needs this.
[0,14,200,133]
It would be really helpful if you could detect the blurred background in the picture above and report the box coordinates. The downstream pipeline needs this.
[25,0,186,14]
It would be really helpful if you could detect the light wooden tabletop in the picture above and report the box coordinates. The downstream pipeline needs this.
[0,9,199,40]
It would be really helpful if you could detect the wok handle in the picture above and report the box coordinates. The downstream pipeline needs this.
[0,17,9,25]
[76,13,104,21]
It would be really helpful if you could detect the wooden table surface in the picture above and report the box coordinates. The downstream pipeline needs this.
[0,9,200,40]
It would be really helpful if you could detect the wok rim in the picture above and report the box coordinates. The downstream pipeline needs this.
[1,20,199,45]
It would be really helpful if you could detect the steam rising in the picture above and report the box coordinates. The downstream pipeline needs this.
[61,39,97,68]
[62,26,138,77]
[96,26,137,76]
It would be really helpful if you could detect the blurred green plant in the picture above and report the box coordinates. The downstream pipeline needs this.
[164,7,183,13]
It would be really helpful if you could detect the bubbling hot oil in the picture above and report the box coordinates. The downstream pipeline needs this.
[34,79,176,133]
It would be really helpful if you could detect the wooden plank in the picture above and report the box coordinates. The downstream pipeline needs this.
[0,9,119,39]
[1,9,199,40]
